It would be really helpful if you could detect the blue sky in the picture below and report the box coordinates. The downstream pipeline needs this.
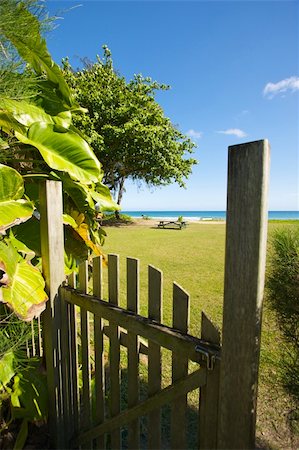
[46,0,298,211]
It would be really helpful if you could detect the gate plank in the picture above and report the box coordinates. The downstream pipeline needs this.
[199,312,221,449]
[39,180,65,449]
[60,286,71,441]
[76,368,207,446]
[108,254,121,449]
[93,256,105,449]
[66,273,79,440]
[66,288,221,364]
[148,265,163,449]
[127,257,140,450]
[37,316,43,357]
[171,283,190,449]
[79,261,92,447]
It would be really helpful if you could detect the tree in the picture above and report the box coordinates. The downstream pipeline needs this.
[62,47,197,209]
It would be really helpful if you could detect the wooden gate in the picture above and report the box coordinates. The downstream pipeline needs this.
[59,255,221,449]
[40,140,270,449]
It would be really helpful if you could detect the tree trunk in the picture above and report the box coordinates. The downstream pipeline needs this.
[115,177,126,220]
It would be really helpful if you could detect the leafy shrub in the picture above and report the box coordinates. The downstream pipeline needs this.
[267,226,299,401]
[101,213,133,226]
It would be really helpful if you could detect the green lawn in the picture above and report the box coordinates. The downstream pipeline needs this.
[102,223,225,331]
[100,220,298,449]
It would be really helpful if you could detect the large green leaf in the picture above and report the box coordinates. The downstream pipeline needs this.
[59,174,95,211]
[36,81,86,118]
[12,216,41,257]
[16,122,102,184]
[11,360,48,421]
[0,111,27,135]
[9,232,35,261]
[0,165,34,232]
[0,200,34,232]
[0,351,15,389]
[59,174,117,212]
[1,98,54,127]
[0,164,24,200]
[91,182,120,212]
[0,240,47,321]
[1,98,74,129]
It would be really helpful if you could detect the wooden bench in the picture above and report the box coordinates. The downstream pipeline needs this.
[157,220,186,230]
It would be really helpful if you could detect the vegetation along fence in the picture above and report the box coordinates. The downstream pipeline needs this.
[36,139,270,449]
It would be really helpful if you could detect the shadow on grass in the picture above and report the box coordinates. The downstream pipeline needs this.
[92,366,199,450]
[88,363,282,450]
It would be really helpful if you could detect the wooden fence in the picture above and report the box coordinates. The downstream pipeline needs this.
[38,139,270,449]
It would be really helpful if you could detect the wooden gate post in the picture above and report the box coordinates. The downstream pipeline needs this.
[39,180,65,449]
[217,140,270,449]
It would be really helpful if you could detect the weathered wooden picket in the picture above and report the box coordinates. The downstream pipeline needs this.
[25,316,43,358]
[38,139,270,449]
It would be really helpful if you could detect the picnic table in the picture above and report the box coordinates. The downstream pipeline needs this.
[157,220,187,230]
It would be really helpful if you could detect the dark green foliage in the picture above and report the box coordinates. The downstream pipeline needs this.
[101,212,134,226]
[267,226,299,401]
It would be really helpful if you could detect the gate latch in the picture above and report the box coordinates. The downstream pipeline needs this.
[195,344,217,371]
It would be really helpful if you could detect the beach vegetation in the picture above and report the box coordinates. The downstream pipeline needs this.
[267,226,299,412]
[100,212,134,226]
[62,47,197,211]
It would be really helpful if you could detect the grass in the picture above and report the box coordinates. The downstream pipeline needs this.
[99,220,299,449]
[102,223,225,331]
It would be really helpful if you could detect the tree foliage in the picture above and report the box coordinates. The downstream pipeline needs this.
[62,47,197,205]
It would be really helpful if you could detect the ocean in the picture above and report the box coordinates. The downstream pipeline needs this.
[121,211,299,221]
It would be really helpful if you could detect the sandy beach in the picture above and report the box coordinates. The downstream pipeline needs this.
[133,218,226,226]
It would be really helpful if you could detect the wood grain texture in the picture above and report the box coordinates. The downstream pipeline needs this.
[92,256,105,449]
[79,261,92,448]
[60,287,71,442]
[199,312,221,449]
[218,140,270,449]
[65,288,220,364]
[148,265,163,449]
[37,316,43,357]
[171,283,190,449]
[127,257,140,450]
[39,180,65,449]
[108,254,121,449]
[66,273,79,440]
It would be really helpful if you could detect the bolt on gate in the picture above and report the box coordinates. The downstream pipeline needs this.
[37,140,270,449]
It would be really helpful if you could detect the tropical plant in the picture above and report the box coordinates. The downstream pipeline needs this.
[62,47,197,209]
[0,2,117,322]
[0,301,48,447]
[0,4,118,447]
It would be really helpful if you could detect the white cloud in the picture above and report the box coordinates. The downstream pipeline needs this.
[263,76,299,98]
[217,128,247,138]
[186,129,203,139]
